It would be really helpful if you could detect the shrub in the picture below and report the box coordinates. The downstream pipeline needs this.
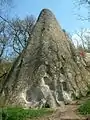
[78,100,90,115]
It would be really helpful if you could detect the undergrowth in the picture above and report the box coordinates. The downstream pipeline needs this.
[78,99,90,115]
[0,107,53,120]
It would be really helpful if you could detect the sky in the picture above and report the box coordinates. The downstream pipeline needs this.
[10,0,90,34]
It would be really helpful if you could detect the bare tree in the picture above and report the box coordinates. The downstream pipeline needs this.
[72,28,90,52]
[0,15,35,80]
[0,0,13,62]
[0,15,35,62]
[9,16,35,54]
[0,21,9,62]
[0,0,13,16]
[73,0,90,21]
[75,0,90,5]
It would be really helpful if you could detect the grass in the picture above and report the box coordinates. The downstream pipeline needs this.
[78,99,90,115]
[0,107,53,120]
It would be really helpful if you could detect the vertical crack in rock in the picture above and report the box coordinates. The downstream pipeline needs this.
[0,8,90,108]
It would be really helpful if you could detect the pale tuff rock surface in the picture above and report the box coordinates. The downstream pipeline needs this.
[0,9,90,108]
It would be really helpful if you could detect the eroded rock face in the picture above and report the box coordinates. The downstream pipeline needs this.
[0,9,90,108]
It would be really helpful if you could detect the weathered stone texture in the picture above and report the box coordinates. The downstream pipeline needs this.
[0,9,90,108]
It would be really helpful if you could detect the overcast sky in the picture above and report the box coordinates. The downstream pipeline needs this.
[10,0,90,34]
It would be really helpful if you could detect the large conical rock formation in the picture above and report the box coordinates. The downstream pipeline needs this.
[0,9,90,108]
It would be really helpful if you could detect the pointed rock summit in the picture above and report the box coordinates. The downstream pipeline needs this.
[0,9,90,108]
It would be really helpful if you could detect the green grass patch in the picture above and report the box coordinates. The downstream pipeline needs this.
[78,100,90,115]
[0,107,53,120]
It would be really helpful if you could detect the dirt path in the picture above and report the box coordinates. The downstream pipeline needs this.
[32,97,90,120]
[34,105,86,120]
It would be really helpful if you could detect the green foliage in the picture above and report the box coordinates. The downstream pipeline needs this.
[78,100,90,115]
[0,107,53,120]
